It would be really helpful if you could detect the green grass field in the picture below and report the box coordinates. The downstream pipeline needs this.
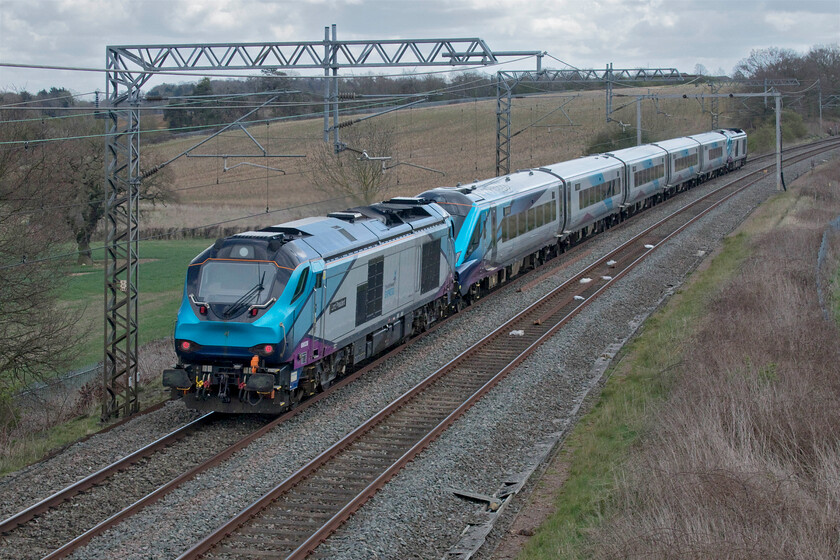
[60,238,213,369]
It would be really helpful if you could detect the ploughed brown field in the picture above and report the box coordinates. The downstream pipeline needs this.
[141,85,726,233]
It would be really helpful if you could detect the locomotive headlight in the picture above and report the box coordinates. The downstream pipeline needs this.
[249,343,276,357]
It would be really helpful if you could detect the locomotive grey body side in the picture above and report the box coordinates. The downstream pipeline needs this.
[167,198,455,413]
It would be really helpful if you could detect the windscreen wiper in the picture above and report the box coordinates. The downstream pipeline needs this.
[222,271,265,319]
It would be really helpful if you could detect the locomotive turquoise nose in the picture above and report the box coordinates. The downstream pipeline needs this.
[175,308,289,364]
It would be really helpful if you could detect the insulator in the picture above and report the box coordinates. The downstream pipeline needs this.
[338,92,357,100]
[141,166,160,178]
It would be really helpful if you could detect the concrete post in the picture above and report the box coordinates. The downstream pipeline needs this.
[775,94,782,191]
[636,97,642,146]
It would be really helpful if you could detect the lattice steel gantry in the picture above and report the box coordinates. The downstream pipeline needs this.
[101,26,540,419]
[495,65,683,176]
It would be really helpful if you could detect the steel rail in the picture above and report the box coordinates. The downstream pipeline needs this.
[38,310,455,560]
[177,138,840,560]
[0,412,214,535]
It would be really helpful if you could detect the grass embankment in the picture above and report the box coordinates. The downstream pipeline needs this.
[62,238,213,369]
[516,233,750,558]
[517,158,840,559]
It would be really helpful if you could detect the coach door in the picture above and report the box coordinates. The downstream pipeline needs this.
[490,207,498,260]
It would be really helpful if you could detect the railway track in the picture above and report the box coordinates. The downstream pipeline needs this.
[0,413,213,532]
[174,139,840,559]
[7,138,835,560]
[26,343,422,560]
[0,413,283,560]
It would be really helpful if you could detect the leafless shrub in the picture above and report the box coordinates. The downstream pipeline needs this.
[309,121,398,205]
[0,337,176,468]
[138,339,176,386]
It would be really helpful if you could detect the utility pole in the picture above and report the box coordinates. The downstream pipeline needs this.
[636,97,642,146]
[818,79,822,134]
[605,63,613,122]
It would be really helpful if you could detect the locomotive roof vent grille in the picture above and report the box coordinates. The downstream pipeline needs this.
[232,231,285,240]
[331,225,358,242]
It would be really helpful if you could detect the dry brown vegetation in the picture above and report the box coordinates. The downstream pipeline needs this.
[0,338,174,474]
[591,162,840,559]
[142,84,732,233]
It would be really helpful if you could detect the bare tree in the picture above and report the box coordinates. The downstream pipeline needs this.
[49,117,175,265]
[309,121,398,204]
[0,110,84,422]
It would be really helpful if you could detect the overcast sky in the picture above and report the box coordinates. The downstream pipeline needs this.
[1,0,838,98]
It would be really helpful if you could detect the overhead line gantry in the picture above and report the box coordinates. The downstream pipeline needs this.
[495,64,683,176]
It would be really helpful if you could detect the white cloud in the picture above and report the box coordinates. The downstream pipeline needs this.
[0,0,837,93]
[764,10,827,32]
